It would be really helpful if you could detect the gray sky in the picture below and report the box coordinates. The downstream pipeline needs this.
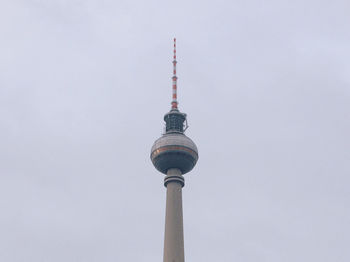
[0,0,349,261]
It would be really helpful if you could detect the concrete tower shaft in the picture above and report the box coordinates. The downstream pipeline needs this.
[163,168,185,262]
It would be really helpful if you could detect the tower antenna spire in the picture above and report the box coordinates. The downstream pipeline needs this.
[171,38,178,110]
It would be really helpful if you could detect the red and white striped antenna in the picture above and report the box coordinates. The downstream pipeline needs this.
[171,38,178,110]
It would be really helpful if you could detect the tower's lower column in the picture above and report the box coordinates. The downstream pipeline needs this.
[163,168,185,262]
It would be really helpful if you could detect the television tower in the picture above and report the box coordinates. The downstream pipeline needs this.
[150,38,199,262]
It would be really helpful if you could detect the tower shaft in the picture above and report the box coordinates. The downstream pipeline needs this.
[163,168,185,262]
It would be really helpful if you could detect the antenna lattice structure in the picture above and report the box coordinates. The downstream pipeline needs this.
[172,38,178,109]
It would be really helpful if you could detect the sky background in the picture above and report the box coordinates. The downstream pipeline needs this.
[0,0,349,261]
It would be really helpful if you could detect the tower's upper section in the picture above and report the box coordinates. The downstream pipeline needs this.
[164,110,186,133]
[150,38,198,175]
[171,38,178,110]
[164,38,187,134]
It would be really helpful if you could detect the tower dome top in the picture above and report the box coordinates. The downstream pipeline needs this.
[151,133,198,174]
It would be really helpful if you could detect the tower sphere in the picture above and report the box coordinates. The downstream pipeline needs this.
[151,131,198,175]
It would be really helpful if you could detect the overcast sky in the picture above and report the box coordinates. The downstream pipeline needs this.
[0,0,349,261]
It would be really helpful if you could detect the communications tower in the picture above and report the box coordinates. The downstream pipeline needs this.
[150,38,199,262]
